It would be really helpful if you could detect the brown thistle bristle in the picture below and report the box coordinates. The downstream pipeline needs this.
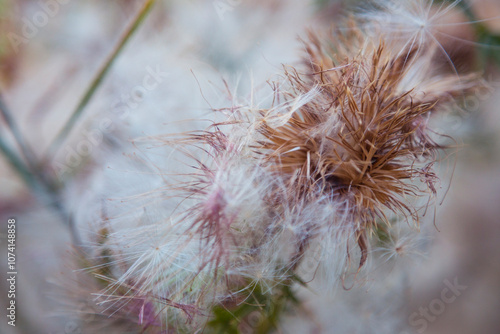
[255,28,478,267]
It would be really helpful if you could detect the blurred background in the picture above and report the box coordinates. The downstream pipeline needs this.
[0,0,499,333]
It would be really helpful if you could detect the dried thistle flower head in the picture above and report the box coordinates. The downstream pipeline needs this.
[252,21,478,269]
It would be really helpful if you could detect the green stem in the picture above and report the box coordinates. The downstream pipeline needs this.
[44,0,157,161]
[0,93,81,245]
[0,93,38,169]
[0,136,39,190]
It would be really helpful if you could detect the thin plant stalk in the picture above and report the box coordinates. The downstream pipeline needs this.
[44,0,157,162]
[0,132,81,244]
[0,135,38,190]
[0,93,38,170]
[0,93,81,246]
